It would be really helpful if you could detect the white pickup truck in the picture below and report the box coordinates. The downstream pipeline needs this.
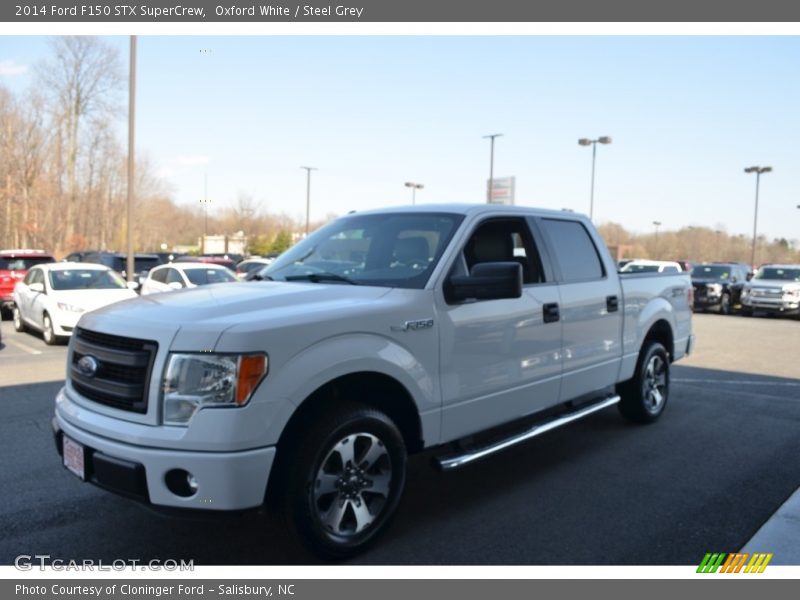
[52,204,694,558]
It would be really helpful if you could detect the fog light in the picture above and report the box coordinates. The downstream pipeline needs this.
[165,469,197,497]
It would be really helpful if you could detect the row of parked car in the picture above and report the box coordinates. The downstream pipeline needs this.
[617,257,800,318]
[1,248,278,345]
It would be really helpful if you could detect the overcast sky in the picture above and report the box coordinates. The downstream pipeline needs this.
[1,35,798,241]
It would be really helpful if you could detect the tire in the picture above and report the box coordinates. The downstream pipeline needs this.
[718,292,731,315]
[617,341,669,424]
[12,307,26,332]
[278,402,407,560]
[42,313,60,345]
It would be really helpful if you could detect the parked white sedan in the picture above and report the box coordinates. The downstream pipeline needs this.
[139,262,237,295]
[12,262,138,345]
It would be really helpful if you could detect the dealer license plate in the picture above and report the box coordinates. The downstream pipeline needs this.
[62,435,85,480]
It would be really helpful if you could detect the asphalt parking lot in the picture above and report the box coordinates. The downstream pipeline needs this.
[0,313,798,565]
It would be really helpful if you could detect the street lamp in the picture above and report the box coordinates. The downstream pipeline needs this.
[652,220,662,258]
[578,136,612,220]
[483,133,503,203]
[744,165,772,268]
[404,181,424,205]
[301,166,317,236]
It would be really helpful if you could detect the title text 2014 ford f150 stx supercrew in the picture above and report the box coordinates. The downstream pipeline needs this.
[52,205,694,558]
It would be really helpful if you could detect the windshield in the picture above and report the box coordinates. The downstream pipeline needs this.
[691,266,731,279]
[262,212,464,289]
[48,269,127,290]
[184,267,237,285]
[0,256,54,270]
[753,267,800,282]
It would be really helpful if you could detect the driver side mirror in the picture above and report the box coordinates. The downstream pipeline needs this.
[29,282,45,293]
[126,281,140,291]
[168,281,184,290]
[447,262,522,303]
[746,272,754,281]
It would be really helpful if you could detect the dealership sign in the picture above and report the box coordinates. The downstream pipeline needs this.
[487,176,515,205]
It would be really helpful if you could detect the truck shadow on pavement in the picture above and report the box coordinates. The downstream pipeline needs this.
[1,365,798,566]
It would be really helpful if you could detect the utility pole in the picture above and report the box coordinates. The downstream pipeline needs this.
[301,166,317,236]
[126,35,136,282]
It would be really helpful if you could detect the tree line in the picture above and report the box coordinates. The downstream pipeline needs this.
[1,37,797,266]
[597,222,800,266]
[0,36,306,257]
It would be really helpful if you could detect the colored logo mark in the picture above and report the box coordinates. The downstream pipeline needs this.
[697,552,773,573]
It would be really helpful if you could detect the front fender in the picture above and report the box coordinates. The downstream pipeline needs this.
[260,333,440,445]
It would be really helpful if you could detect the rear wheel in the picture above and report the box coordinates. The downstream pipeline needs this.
[13,307,26,332]
[617,341,669,424]
[278,403,407,559]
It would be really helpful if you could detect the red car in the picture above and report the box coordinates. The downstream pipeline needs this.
[0,249,56,316]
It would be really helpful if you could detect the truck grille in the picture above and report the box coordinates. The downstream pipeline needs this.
[749,288,782,299]
[70,327,158,414]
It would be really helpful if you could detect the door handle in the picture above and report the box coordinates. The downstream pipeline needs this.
[606,295,619,313]
[543,302,560,323]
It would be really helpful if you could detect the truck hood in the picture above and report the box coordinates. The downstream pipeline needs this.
[745,279,800,291]
[78,282,392,340]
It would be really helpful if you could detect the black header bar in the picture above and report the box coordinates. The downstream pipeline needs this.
[3,0,800,22]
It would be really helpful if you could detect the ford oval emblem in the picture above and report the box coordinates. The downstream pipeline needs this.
[77,355,99,378]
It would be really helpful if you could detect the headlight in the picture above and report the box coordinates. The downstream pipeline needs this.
[57,302,85,313]
[741,287,750,297]
[784,288,800,298]
[162,353,268,426]
[707,283,722,294]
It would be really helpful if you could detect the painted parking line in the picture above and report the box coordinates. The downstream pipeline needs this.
[3,336,44,355]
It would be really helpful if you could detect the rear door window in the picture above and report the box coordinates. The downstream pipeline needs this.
[539,219,605,282]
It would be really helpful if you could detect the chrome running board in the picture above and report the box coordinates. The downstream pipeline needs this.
[434,395,620,471]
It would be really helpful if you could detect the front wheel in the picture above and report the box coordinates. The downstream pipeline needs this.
[42,313,60,345]
[617,341,670,424]
[719,292,731,315]
[279,403,407,559]
[13,307,26,332]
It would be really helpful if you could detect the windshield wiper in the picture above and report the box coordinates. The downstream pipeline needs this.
[284,272,359,285]
[248,273,273,281]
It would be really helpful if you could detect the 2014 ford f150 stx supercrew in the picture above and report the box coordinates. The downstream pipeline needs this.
[52,204,694,558]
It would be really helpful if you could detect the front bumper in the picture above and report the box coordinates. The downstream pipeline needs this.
[693,296,722,309]
[52,310,81,335]
[741,297,800,314]
[53,411,276,511]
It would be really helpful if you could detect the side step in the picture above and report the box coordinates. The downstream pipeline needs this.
[434,394,620,471]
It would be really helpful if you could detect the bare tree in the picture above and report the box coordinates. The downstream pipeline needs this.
[36,36,123,245]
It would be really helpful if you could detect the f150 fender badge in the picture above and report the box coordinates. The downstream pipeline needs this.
[391,318,434,332]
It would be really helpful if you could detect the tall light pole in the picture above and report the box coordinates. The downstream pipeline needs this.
[199,173,211,254]
[744,165,772,268]
[652,220,662,259]
[301,166,317,237]
[126,35,136,282]
[578,136,612,221]
[483,133,503,203]
[404,181,423,205]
